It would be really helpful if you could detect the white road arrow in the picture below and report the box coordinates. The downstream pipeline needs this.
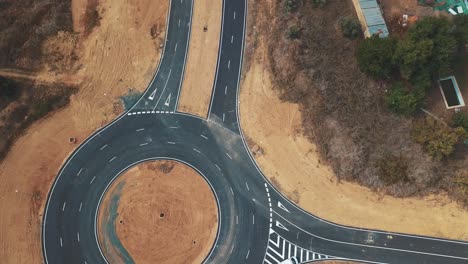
[278,201,290,213]
[164,93,171,106]
[276,220,289,232]
[148,88,157,100]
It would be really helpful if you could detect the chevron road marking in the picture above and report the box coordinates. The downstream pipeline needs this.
[278,201,290,213]
[264,231,334,264]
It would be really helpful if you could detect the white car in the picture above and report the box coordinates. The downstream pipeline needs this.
[279,256,299,264]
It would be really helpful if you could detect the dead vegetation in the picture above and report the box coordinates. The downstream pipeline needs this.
[258,0,468,204]
[0,0,78,161]
[0,77,77,161]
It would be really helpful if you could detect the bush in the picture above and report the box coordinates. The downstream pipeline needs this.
[357,35,396,78]
[453,112,468,131]
[385,83,422,116]
[376,154,410,185]
[0,76,20,99]
[287,25,300,39]
[285,0,297,13]
[340,17,361,39]
[311,0,327,8]
[412,117,459,160]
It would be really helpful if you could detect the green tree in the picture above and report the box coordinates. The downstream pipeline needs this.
[357,35,396,78]
[340,16,361,40]
[385,83,422,115]
[393,38,433,79]
[394,17,457,79]
[412,117,459,160]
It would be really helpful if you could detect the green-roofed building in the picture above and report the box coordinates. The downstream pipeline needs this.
[419,0,468,15]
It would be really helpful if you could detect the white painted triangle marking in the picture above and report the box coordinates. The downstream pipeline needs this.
[148,88,157,100]
[276,220,289,232]
[164,93,171,106]
[278,201,290,213]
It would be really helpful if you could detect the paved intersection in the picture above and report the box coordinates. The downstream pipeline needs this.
[42,0,468,263]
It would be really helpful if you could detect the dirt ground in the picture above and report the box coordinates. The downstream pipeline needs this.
[239,0,468,240]
[0,0,168,263]
[98,161,217,264]
[177,0,221,118]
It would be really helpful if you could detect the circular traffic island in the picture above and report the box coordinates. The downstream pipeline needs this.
[98,160,218,264]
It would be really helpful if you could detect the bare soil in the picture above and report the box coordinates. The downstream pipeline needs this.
[98,160,218,264]
[177,0,222,118]
[0,0,168,262]
[239,0,468,240]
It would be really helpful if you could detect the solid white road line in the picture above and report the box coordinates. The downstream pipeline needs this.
[108,156,117,163]
[136,128,144,132]
[78,202,83,212]
[62,202,66,212]
[154,69,172,109]
[201,134,208,139]
[99,144,108,150]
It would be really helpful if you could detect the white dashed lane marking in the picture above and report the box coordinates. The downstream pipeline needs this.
[99,144,108,150]
[90,176,96,185]
[201,134,208,140]
[78,202,83,212]
[108,156,117,163]
[62,202,66,212]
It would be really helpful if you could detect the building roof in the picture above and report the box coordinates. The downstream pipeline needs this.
[359,0,389,37]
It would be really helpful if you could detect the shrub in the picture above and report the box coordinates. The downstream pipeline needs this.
[385,83,421,116]
[340,17,361,39]
[453,112,468,131]
[285,0,297,13]
[0,77,20,99]
[376,154,410,185]
[311,0,327,8]
[412,117,459,160]
[287,25,300,39]
[357,35,396,78]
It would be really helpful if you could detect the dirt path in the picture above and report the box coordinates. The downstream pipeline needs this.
[0,0,168,263]
[98,161,218,264]
[177,0,221,118]
[239,1,468,240]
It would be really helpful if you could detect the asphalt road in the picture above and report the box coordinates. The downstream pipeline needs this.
[42,0,468,263]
